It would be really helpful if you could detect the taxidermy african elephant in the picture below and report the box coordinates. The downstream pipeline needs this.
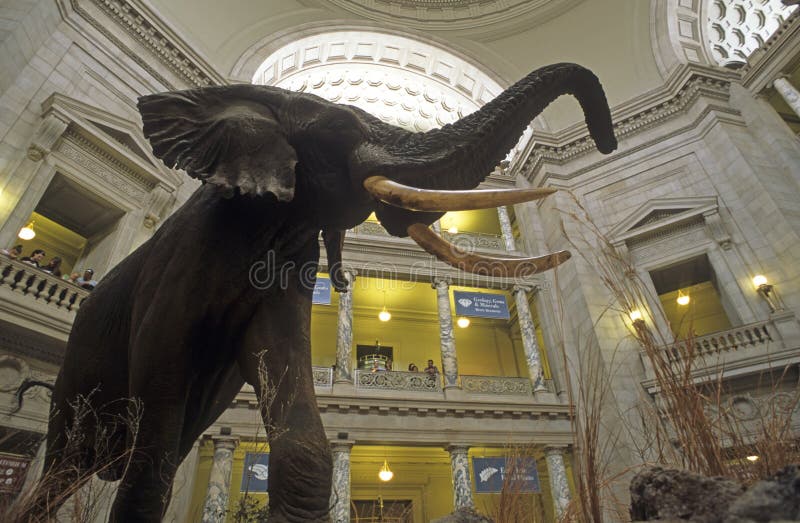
[30,63,616,522]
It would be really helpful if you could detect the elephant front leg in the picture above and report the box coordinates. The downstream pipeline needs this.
[238,285,332,523]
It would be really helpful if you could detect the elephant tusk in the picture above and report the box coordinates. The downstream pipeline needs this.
[407,223,570,277]
[364,176,557,212]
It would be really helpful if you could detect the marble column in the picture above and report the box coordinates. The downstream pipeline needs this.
[497,205,517,251]
[512,284,547,392]
[202,436,239,523]
[447,445,474,510]
[335,270,356,383]
[330,441,354,523]
[773,75,800,119]
[433,277,459,388]
[545,446,571,518]
[432,220,442,234]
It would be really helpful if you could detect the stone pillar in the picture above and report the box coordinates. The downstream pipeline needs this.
[330,441,354,523]
[497,205,517,251]
[512,284,547,392]
[202,436,239,523]
[165,441,201,523]
[335,270,356,383]
[544,446,571,518]
[773,75,800,119]
[433,277,459,388]
[447,445,474,510]
[432,220,442,234]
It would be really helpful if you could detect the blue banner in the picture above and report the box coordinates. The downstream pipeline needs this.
[241,452,269,493]
[312,276,331,305]
[453,291,510,319]
[472,457,540,493]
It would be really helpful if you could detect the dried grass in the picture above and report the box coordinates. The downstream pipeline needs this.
[549,192,799,522]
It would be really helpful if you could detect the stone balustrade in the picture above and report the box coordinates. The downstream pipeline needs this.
[0,256,90,312]
[354,369,442,392]
[461,375,533,396]
[313,366,333,388]
[661,321,775,363]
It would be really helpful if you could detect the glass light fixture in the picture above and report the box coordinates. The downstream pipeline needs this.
[18,221,35,240]
[448,226,458,234]
[629,310,643,322]
[676,290,690,306]
[378,290,391,322]
[456,316,470,328]
[752,275,768,289]
[378,459,394,481]
[746,455,759,462]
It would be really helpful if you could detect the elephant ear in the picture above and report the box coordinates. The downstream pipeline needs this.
[138,88,297,200]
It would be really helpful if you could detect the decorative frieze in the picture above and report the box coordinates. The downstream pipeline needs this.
[354,370,442,393]
[57,131,151,202]
[518,68,737,180]
[67,0,223,89]
[461,375,532,396]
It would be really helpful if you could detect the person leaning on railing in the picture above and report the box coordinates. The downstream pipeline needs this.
[1,245,23,259]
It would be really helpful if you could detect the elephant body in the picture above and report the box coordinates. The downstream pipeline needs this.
[29,63,617,522]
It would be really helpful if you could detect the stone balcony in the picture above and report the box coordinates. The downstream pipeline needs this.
[641,316,800,391]
[222,370,571,447]
[0,256,89,360]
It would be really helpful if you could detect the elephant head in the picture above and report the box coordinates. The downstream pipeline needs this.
[138,62,616,284]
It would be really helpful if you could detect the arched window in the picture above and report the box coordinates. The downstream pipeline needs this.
[706,0,797,66]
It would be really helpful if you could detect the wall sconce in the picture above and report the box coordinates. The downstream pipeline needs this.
[456,317,470,328]
[629,310,643,322]
[752,275,782,312]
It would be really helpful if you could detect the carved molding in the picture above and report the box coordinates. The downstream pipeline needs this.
[57,131,150,203]
[61,0,224,90]
[326,0,585,31]
[517,66,738,180]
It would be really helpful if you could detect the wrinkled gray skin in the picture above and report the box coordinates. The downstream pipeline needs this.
[33,63,616,522]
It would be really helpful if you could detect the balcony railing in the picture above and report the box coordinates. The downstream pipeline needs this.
[0,256,89,312]
[461,375,533,396]
[354,370,442,393]
[661,321,775,363]
[313,366,333,388]
[349,223,506,251]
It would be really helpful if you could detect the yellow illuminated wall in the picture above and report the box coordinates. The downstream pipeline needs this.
[12,212,87,276]
[310,276,553,379]
[658,281,732,338]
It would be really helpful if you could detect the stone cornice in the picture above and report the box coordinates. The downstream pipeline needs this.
[513,64,740,182]
[59,0,225,90]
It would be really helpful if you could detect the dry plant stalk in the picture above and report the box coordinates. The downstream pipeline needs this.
[3,393,143,523]
[552,191,800,521]
[481,444,547,522]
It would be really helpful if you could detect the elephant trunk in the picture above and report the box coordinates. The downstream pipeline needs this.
[378,63,616,191]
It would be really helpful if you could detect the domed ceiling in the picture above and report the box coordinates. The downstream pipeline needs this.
[326,0,586,30]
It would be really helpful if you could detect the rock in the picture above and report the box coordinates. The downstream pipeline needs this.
[631,465,800,523]
[726,465,800,522]
[431,507,494,523]
[630,467,744,522]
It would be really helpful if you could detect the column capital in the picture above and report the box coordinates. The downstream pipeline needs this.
[210,435,239,451]
[432,276,451,289]
[543,445,569,457]
[330,440,356,451]
[512,283,535,295]
[445,444,470,454]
